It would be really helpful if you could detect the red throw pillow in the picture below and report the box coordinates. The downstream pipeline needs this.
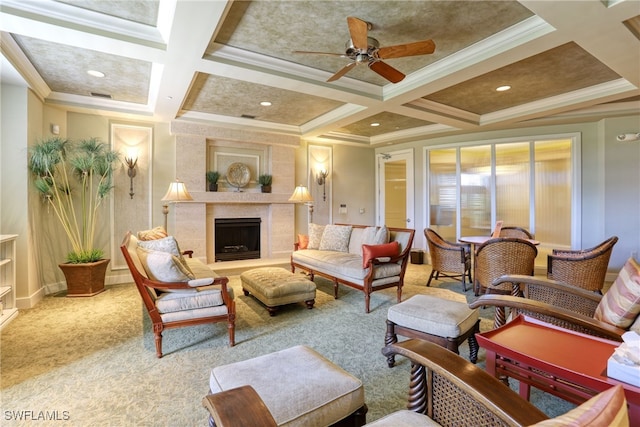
[362,241,400,268]
[298,234,309,249]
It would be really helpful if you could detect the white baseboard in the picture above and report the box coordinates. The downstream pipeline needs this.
[15,286,46,309]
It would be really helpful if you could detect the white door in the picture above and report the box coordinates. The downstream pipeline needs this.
[377,150,414,230]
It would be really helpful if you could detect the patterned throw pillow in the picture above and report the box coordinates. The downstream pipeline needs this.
[362,241,400,268]
[307,223,326,249]
[136,247,195,282]
[137,235,183,257]
[529,385,628,427]
[319,225,352,252]
[137,226,168,241]
[594,257,640,328]
[298,234,309,249]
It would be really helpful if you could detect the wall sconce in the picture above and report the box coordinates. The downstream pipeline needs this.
[124,150,138,199]
[316,168,329,201]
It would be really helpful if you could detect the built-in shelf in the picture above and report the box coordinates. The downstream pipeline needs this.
[0,234,18,330]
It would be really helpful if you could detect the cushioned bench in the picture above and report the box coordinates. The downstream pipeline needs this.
[240,267,316,316]
[208,345,367,427]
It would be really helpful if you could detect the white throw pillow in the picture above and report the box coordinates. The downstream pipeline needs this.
[319,225,352,252]
[136,247,195,282]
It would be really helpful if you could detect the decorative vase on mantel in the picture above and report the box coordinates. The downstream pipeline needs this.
[261,185,272,193]
[59,258,110,297]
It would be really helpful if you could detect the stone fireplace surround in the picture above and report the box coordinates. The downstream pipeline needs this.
[170,122,299,264]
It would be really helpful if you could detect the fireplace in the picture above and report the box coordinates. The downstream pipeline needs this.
[214,218,261,262]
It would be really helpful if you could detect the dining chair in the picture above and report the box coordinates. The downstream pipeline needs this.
[474,237,538,297]
[424,228,472,291]
[499,226,533,239]
[547,236,618,293]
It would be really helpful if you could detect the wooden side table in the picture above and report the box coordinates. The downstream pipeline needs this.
[476,315,640,425]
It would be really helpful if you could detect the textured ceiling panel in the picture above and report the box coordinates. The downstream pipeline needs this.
[424,42,621,115]
[183,73,345,126]
[13,35,151,103]
[55,0,159,26]
[338,112,434,137]
[212,0,534,85]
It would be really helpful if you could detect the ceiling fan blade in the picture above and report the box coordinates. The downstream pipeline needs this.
[327,62,357,82]
[293,50,348,58]
[369,60,405,83]
[347,16,369,50]
[377,40,436,59]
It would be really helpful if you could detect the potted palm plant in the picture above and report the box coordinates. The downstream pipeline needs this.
[28,136,119,296]
[206,171,220,192]
[258,174,272,193]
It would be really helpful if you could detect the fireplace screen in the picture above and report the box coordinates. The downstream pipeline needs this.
[214,218,261,262]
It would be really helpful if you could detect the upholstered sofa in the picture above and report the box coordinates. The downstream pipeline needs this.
[291,224,415,313]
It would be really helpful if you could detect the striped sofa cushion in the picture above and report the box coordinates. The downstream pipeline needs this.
[594,257,640,328]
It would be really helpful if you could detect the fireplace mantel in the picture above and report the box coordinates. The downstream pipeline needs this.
[189,192,294,204]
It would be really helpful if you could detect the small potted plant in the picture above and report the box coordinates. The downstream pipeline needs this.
[258,174,272,193]
[206,171,220,192]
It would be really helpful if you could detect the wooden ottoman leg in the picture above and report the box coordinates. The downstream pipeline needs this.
[305,299,315,309]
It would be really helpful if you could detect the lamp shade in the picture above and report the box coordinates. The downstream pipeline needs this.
[162,179,193,202]
[288,185,313,203]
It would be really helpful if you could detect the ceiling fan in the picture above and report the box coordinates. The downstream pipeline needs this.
[294,16,435,84]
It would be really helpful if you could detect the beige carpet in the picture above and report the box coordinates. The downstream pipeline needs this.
[1,263,573,426]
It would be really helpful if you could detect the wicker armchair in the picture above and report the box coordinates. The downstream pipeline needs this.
[424,228,472,291]
[547,236,618,293]
[499,226,533,239]
[474,237,538,296]
[203,339,549,426]
[469,274,628,340]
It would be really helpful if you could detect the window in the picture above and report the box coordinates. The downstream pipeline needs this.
[426,136,575,249]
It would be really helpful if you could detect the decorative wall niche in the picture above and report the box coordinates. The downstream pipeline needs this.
[308,145,332,225]
[207,141,270,192]
[110,123,153,269]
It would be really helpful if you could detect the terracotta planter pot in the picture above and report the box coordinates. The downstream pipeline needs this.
[59,258,110,297]
[261,185,272,193]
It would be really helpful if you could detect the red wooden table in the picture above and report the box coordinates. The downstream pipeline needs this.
[476,315,640,424]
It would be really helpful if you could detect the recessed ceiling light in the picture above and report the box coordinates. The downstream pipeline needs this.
[370,122,380,127]
[260,101,272,106]
[87,70,105,78]
[496,85,511,92]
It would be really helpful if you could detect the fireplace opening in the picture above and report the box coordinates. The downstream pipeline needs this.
[215,218,261,262]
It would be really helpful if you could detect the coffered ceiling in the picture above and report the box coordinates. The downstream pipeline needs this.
[1,0,639,146]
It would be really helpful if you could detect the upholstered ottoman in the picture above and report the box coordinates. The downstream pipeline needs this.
[385,292,480,367]
[208,345,367,427]
[240,267,316,316]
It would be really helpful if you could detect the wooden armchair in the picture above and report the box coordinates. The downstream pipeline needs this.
[425,228,472,291]
[547,236,618,293]
[120,232,236,357]
[203,339,550,426]
[469,274,627,341]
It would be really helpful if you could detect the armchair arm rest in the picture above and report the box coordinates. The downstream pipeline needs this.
[469,295,624,341]
[188,278,214,287]
[382,340,548,425]
[202,385,277,427]
[492,274,603,304]
[182,250,194,258]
